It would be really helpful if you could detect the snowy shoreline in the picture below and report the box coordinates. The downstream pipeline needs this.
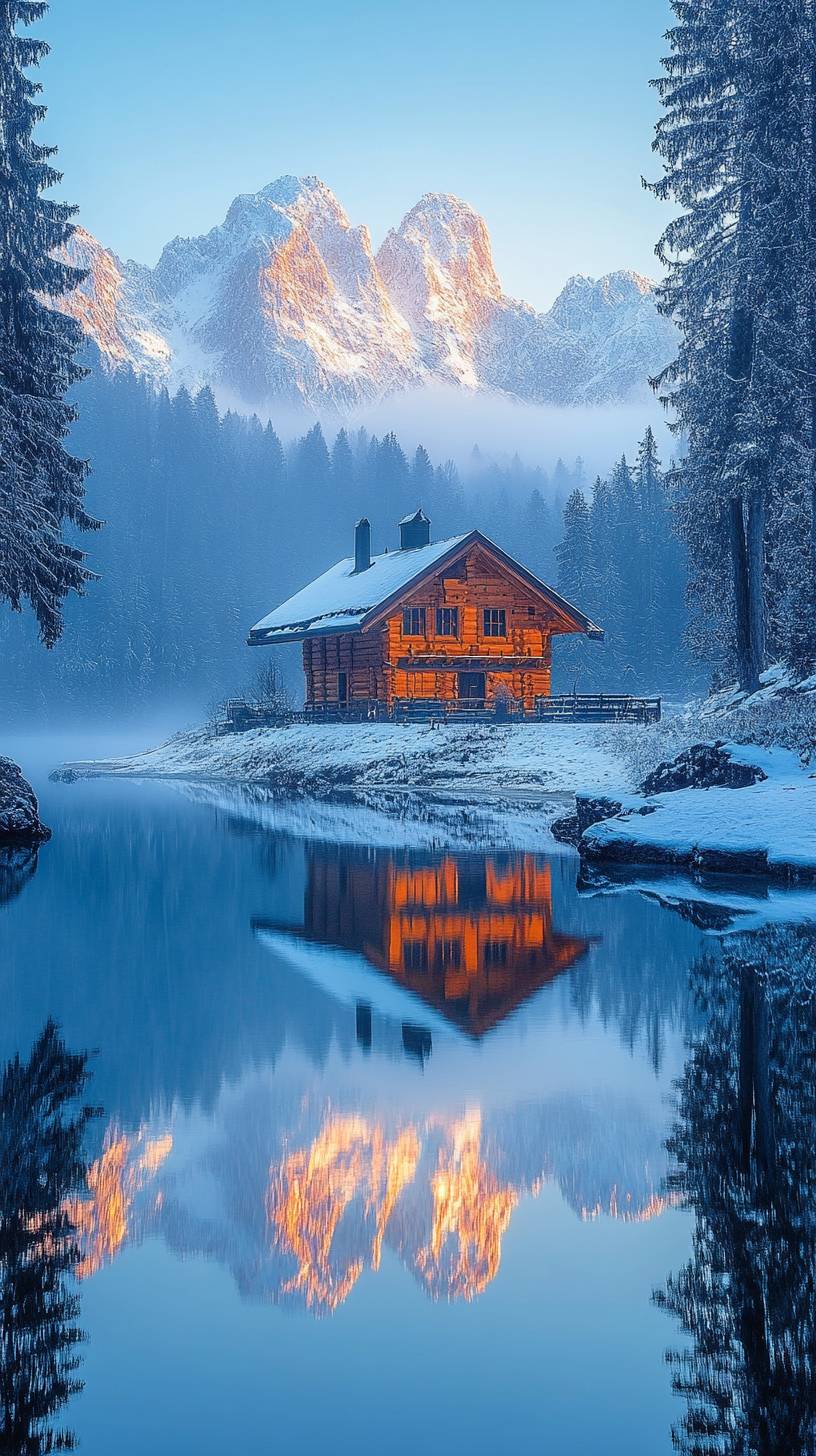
[59,721,629,798]
[58,718,816,885]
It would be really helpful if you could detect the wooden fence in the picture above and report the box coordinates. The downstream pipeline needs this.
[216,693,661,733]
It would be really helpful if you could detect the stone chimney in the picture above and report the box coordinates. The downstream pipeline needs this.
[353,517,372,573]
[398,507,431,550]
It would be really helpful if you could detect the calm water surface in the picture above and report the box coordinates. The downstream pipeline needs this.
[3,763,815,1454]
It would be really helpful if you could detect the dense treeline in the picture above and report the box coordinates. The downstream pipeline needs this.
[651,0,816,690]
[555,427,694,691]
[0,361,696,719]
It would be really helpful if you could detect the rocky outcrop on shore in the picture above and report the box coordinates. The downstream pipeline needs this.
[552,741,816,884]
[0,758,51,845]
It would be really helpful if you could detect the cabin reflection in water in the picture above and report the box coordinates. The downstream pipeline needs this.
[258,848,590,1038]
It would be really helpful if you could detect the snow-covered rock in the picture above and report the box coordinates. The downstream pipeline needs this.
[50,176,677,412]
[0,758,51,844]
[566,742,816,883]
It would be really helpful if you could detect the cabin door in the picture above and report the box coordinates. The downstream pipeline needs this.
[458,671,486,702]
[338,671,348,705]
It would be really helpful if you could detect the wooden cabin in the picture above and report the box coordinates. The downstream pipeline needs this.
[248,510,603,715]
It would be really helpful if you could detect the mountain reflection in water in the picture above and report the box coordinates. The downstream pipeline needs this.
[70,1084,675,1316]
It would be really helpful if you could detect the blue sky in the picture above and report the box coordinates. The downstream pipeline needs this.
[39,0,672,311]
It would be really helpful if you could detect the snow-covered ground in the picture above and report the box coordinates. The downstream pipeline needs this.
[582,743,816,881]
[64,721,628,797]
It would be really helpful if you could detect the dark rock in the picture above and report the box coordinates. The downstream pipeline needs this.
[641,741,766,795]
[0,758,51,844]
[689,845,769,876]
[582,834,685,867]
[551,793,654,847]
[549,811,582,847]
[49,767,78,784]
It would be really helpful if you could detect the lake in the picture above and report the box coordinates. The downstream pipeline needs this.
[2,764,815,1455]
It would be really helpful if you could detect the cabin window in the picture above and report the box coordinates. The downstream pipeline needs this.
[403,939,428,972]
[435,606,459,637]
[402,606,426,637]
[483,939,509,968]
[483,607,507,638]
[436,937,462,970]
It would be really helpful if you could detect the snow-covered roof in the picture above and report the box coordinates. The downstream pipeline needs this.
[248,529,604,644]
[249,534,469,643]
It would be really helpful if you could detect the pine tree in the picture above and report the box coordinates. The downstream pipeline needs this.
[0,1,98,647]
[520,487,551,578]
[376,432,410,520]
[330,428,355,504]
[650,0,816,688]
[588,473,624,678]
[554,488,594,687]
[411,444,434,499]
[634,427,665,685]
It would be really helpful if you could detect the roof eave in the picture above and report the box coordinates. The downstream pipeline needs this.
[248,619,364,647]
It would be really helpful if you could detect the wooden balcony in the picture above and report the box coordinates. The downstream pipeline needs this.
[395,655,550,671]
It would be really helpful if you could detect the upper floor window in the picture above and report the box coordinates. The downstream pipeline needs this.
[483,939,509,968]
[403,939,428,973]
[435,606,459,637]
[402,606,426,637]
[483,607,507,637]
[436,937,462,970]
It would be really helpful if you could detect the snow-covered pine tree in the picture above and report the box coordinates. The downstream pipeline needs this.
[634,426,667,685]
[650,0,816,688]
[554,488,594,686]
[0,0,98,647]
[588,473,624,679]
[520,486,551,579]
[411,444,434,500]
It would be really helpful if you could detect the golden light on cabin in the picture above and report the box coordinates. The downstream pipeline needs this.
[69,1124,173,1278]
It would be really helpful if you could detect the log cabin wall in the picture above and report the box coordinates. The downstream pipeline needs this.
[383,544,560,710]
[302,629,386,707]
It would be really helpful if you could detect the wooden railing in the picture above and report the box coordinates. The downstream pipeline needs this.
[302,699,388,723]
[535,693,661,724]
[392,697,524,723]
[216,693,661,732]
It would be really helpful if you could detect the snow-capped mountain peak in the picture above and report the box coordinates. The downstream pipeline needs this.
[53,176,676,412]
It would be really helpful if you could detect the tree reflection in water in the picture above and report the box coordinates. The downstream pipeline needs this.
[657,925,816,1454]
[0,1023,95,1455]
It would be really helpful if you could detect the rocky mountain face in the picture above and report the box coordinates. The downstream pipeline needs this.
[54,176,677,412]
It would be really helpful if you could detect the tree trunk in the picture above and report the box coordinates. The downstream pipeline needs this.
[747,487,765,684]
[729,497,759,693]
